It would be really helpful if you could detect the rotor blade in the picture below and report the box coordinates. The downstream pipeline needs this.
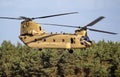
[40,23,117,35]
[88,28,117,35]
[40,23,80,28]
[0,17,21,20]
[32,12,78,20]
[85,16,105,27]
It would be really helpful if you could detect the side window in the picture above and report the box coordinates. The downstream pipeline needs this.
[62,39,65,42]
[43,39,46,42]
[53,39,55,42]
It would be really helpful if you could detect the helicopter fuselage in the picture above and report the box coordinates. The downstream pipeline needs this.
[19,33,90,49]
[19,21,92,50]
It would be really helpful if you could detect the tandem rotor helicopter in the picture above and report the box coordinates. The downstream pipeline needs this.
[0,12,117,53]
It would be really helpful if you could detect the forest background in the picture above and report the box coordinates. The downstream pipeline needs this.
[0,40,120,77]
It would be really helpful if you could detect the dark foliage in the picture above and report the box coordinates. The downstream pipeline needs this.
[0,40,120,77]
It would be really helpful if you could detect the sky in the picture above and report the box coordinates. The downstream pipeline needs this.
[0,0,120,45]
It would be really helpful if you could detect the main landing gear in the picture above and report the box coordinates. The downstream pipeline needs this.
[68,49,74,53]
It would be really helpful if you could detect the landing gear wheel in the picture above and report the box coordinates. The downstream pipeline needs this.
[39,48,42,51]
[68,49,74,53]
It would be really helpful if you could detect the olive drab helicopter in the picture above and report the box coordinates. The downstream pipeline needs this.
[0,12,117,53]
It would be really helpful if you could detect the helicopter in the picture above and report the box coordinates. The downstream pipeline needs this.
[0,12,117,53]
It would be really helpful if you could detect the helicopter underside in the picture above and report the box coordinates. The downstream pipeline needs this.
[19,33,92,49]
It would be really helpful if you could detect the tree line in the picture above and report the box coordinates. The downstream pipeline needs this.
[0,40,120,77]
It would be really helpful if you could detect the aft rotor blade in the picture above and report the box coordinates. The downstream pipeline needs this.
[88,28,117,35]
[85,16,105,27]
[40,23,117,34]
[32,12,78,20]
[40,23,79,28]
[0,17,21,20]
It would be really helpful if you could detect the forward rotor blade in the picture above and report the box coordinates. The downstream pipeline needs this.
[85,16,105,27]
[88,28,117,35]
[32,12,78,20]
[0,17,21,20]
[40,23,79,28]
